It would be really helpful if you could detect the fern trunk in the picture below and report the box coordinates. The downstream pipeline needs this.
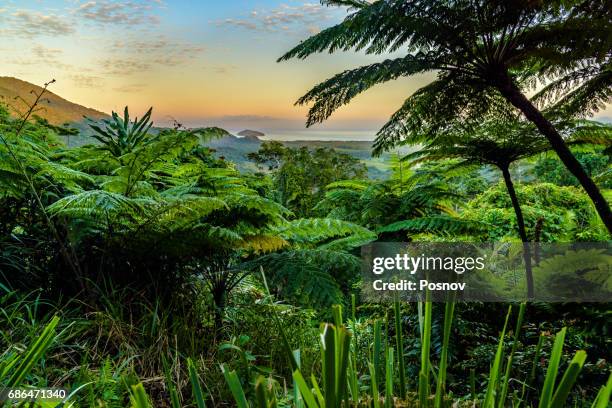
[496,72,612,235]
[501,166,535,299]
[212,282,227,334]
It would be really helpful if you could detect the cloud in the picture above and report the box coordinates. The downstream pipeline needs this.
[70,74,104,88]
[76,0,161,25]
[5,45,71,70]
[216,115,281,123]
[307,25,321,35]
[204,64,238,75]
[113,83,147,93]
[100,58,151,75]
[217,3,338,33]
[112,38,205,56]
[101,37,205,75]
[218,18,258,30]
[9,10,74,37]
[32,45,63,61]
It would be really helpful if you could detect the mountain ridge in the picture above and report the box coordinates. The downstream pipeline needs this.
[0,77,108,125]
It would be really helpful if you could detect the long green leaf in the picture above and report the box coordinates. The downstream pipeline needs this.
[419,295,432,408]
[498,302,526,408]
[385,347,394,408]
[293,370,320,408]
[373,319,383,391]
[221,364,246,408]
[6,315,60,387]
[435,300,455,408]
[369,362,380,408]
[483,306,512,408]
[591,371,612,408]
[550,350,586,408]
[162,355,181,408]
[129,383,152,408]
[188,358,207,408]
[393,300,406,401]
[538,327,567,408]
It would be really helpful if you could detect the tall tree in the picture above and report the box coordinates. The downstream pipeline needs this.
[407,118,610,297]
[279,0,612,233]
[248,141,367,217]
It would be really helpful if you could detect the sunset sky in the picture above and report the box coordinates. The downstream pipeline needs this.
[0,0,609,137]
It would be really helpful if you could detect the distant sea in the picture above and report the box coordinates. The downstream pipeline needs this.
[256,130,377,141]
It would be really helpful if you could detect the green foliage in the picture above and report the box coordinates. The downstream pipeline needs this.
[534,150,611,189]
[1,82,610,408]
[316,173,469,240]
[88,107,154,157]
[0,315,59,390]
[465,182,606,241]
[248,141,367,217]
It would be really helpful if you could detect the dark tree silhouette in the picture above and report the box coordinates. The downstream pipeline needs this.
[279,0,612,233]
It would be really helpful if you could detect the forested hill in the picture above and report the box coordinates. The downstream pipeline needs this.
[0,77,108,125]
[207,133,393,178]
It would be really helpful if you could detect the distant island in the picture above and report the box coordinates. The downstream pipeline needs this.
[237,129,265,140]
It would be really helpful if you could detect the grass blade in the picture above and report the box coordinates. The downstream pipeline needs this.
[188,358,207,408]
[483,306,512,408]
[129,383,152,408]
[369,362,380,408]
[591,371,612,408]
[550,350,586,408]
[385,347,394,408]
[162,355,181,408]
[419,294,432,408]
[293,349,304,408]
[393,300,406,401]
[7,315,60,387]
[521,332,545,404]
[435,300,455,408]
[373,319,383,390]
[221,364,247,408]
[292,370,319,408]
[498,302,526,407]
[538,327,567,408]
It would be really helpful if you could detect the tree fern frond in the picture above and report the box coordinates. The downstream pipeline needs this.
[274,218,373,245]
[377,216,487,236]
[239,234,289,254]
[47,190,153,221]
[296,54,437,126]
[325,179,370,191]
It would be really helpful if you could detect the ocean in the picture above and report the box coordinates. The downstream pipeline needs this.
[255,130,377,141]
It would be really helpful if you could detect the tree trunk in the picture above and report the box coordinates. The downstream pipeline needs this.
[212,282,227,335]
[501,166,535,299]
[496,75,612,235]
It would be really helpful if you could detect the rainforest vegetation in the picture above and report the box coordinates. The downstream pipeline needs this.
[1,0,612,407]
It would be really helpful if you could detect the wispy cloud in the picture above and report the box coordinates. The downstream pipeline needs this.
[100,58,151,75]
[7,10,74,37]
[101,37,205,75]
[113,83,147,93]
[70,74,104,88]
[76,0,161,25]
[5,45,71,70]
[217,3,338,34]
[112,38,205,56]
[204,64,238,75]
[32,45,63,61]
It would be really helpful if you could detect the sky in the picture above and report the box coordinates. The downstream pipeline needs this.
[0,0,609,138]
